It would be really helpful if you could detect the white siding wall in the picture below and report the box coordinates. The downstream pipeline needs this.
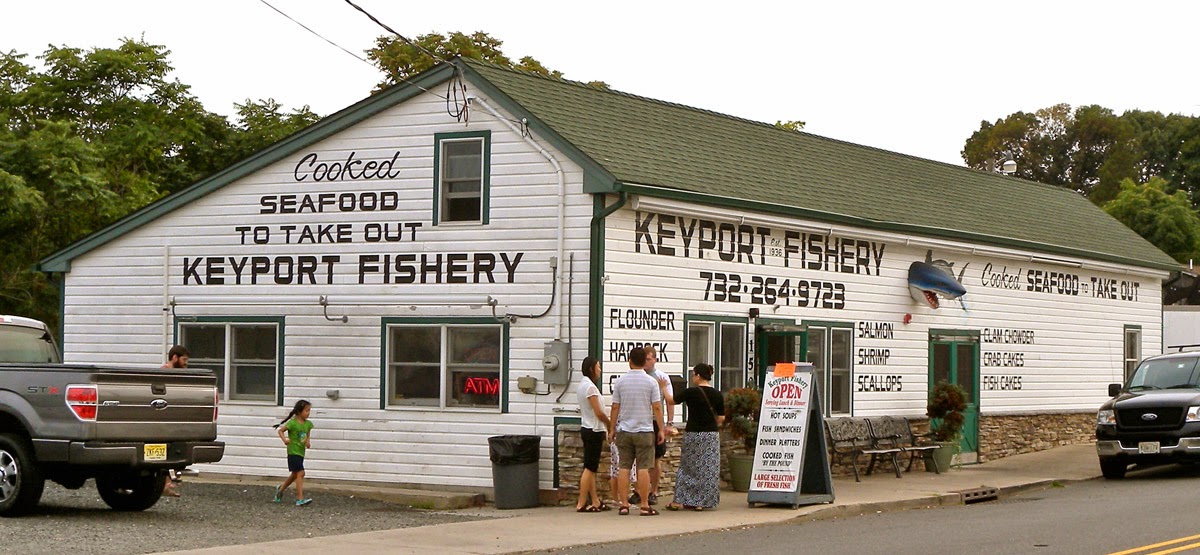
[602,204,1163,418]
[61,89,594,488]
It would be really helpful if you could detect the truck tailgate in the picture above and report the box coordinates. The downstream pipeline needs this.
[95,371,218,442]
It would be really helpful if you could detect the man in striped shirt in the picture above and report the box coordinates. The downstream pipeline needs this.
[608,346,666,516]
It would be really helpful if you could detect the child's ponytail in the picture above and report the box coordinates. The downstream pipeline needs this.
[273,399,312,429]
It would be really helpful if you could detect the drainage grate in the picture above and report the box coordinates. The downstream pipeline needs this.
[957,486,999,504]
[992,497,1042,505]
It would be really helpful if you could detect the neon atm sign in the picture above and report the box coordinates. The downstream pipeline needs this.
[462,377,500,396]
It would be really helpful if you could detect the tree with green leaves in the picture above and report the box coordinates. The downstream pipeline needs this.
[1103,177,1200,264]
[368,31,608,89]
[774,120,806,132]
[0,39,318,328]
[963,104,1200,207]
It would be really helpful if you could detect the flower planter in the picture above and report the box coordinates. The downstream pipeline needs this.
[924,441,957,472]
[729,453,754,492]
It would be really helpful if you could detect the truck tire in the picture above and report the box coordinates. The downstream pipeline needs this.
[0,433,45,517]
[96,470,165,511]
[1100,458,1128,479]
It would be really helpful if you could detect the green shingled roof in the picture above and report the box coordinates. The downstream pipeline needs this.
[463,59,1178,271]
[40,59,1178,273]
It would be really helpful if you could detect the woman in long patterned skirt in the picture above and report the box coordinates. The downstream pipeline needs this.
[667,363,724,511]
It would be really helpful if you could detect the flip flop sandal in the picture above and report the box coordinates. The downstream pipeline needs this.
[618,506,631,515]
[597,504,612,511]
[577,505,603,513]
[639,507,660,516]
[665,503,682,511]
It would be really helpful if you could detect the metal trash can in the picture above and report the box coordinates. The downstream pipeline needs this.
[488,435,540,509]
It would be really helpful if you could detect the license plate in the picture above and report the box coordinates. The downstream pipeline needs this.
[1138,441,1160,454]
[144,444,167,461]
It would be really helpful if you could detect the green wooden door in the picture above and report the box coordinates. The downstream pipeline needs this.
[929,334,979,458]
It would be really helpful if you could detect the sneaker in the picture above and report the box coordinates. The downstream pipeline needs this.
[295,498,312,506]
[273,486,283,503]
[648,492,658,505]
[628,492,641,505]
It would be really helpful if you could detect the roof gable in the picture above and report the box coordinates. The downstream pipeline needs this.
[40,64,462,272]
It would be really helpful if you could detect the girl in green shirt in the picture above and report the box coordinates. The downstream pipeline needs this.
[273,400,314,506]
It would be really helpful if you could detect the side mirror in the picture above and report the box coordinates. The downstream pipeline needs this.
[1108,383,1122,397]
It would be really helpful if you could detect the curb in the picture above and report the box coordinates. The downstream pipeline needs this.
[187,474,486,510]
[795,475,1099,524]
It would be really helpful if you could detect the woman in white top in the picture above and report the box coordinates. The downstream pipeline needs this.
[576,356,611,512]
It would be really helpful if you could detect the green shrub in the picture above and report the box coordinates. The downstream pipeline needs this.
[724,387,762,450]
[926,382,967,442]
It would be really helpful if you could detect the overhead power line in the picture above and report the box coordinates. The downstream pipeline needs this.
[258,0,373,67]
[258,0,447,102]
[340,0,467,120]
[341,0,451,67]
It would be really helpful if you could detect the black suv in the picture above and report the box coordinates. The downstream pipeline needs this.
[1096,351,1200,479]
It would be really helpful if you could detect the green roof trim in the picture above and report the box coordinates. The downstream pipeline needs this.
[463,60,1178,272]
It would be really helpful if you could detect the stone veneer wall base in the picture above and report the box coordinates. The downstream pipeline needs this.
[555,412,1094,503]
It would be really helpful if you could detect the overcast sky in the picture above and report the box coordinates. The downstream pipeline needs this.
[4,1,1198,166]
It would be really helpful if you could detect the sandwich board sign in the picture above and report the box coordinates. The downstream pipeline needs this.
[746,362,835,508]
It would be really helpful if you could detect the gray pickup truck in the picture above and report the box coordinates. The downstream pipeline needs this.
[0,315,223,515]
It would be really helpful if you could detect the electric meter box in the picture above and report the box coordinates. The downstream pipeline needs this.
[542,340,570,385]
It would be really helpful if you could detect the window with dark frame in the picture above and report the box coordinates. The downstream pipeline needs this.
[179,322,279,402]
[1124,327,1142,381]
[805,324,853,416]
[439,138,484,223]
[685,319,748,393]
[387,324,501,409]
[718,322,746,392]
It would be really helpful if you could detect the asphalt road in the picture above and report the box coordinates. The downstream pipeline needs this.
[0,480,489,555]
[527,464,1200,555]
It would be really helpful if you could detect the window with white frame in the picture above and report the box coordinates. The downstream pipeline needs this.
[435,131,490,224]
[1124,326,1142,381]
[386,322,503,409]
[806,323,853,416]
[178,320,281,403]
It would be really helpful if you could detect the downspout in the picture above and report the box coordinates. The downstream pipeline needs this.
[468,96,566,340]
[588,192,627,359]
[163,244,171,360]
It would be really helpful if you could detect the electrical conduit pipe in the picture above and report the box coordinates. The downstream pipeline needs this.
[468,96,566,340]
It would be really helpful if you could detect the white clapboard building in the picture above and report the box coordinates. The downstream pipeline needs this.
[40,58,1177,492]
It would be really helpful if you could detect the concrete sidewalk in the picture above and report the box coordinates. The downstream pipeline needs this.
[164,443,1100,555]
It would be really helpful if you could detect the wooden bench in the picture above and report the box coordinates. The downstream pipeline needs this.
[867,416,942,473]
[824,417,902,481]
